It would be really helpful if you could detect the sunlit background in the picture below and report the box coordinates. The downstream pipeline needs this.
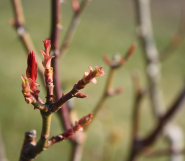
[0,0,185,161]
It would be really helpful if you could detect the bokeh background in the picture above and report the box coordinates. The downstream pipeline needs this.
[0,0,185,161]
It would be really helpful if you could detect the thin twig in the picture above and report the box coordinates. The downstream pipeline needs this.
[142,86,185,147]
[143,148,185,157]
[59,0,90,58]
[131,72,146,139]
[160,9,185,61]
[85,44,136,132]
[128,1,185,160]
[70,139,86,161]
[10,0,44,76]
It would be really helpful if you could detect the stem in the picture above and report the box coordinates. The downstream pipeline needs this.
[143,148,185,157]
[11,0,24,25]
[35,112,52,154]
[59,0,90,58]
[84,68,115,132]
[45,68,54,103]
[85,46,135,132]
[19,130,36,161]
[134,0,165,117]
[130,1,185,160]
[50,0,61,51]
[127,86,185,161]
[50,0,73,140]
[160,10,185,61]
[143,86,185,146]
[131,72,145,139]
[70,140,85,161]
[11,0,44,77]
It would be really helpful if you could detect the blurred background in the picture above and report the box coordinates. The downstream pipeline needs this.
[0,0,185,161]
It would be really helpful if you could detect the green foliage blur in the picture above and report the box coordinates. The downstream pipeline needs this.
[0,0,185,161]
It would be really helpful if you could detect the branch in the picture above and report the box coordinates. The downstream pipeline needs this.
[134,0,165,117]
[58,1,93,159]
[160,9,185,61]
[53,66,104,112]
[131,71,146,139]
[59,0,91,58]
[127,85,185,161]
[19,113,92,160]
[85,44,136,132]
[19,130,36,161]
[143,148,185,157]
[35,113,52,154]
[128,1,185,160]
[49,0,74,134]
[143,85,185,147]
[47,114,92,147]
[10,0,44,76]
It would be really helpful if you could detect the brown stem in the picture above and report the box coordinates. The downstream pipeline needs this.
[53,84,79,112]
[142,86,185,146]
[127,73,146,161]
[85,46,136,132]
[58,1,92,160]
[160,9,185,61]
[70,137,86,161]
[59,0,90,58]
[47,114,91,148]
[127,86,185,161]
[50,0,61,51]
[11,0,24,25]
[131,72,146,139]
[143,148,185,157]
[49,0,74,143]
[130,1,185,160]
[11,0,44,77]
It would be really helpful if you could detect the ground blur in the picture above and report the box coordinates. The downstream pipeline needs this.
[0,0,185,161]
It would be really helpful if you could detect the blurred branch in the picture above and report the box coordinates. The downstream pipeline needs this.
[127,85,185,161]
[10,0,44,76]
[59,0,91,59]
[49,2,93,161]
[129,0,185,160]
[160,9,185,61]
[143,148,185,157]
[85,44,136,132]
[49,0,74,140]
[134,0,165,116]
[131,71,146,139]
[142,85,185,146]
[127,71,146,161]
[19,114,92,160]
[70,137,86,161]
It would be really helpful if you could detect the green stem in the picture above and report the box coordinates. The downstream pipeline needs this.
[35,112,52,154]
